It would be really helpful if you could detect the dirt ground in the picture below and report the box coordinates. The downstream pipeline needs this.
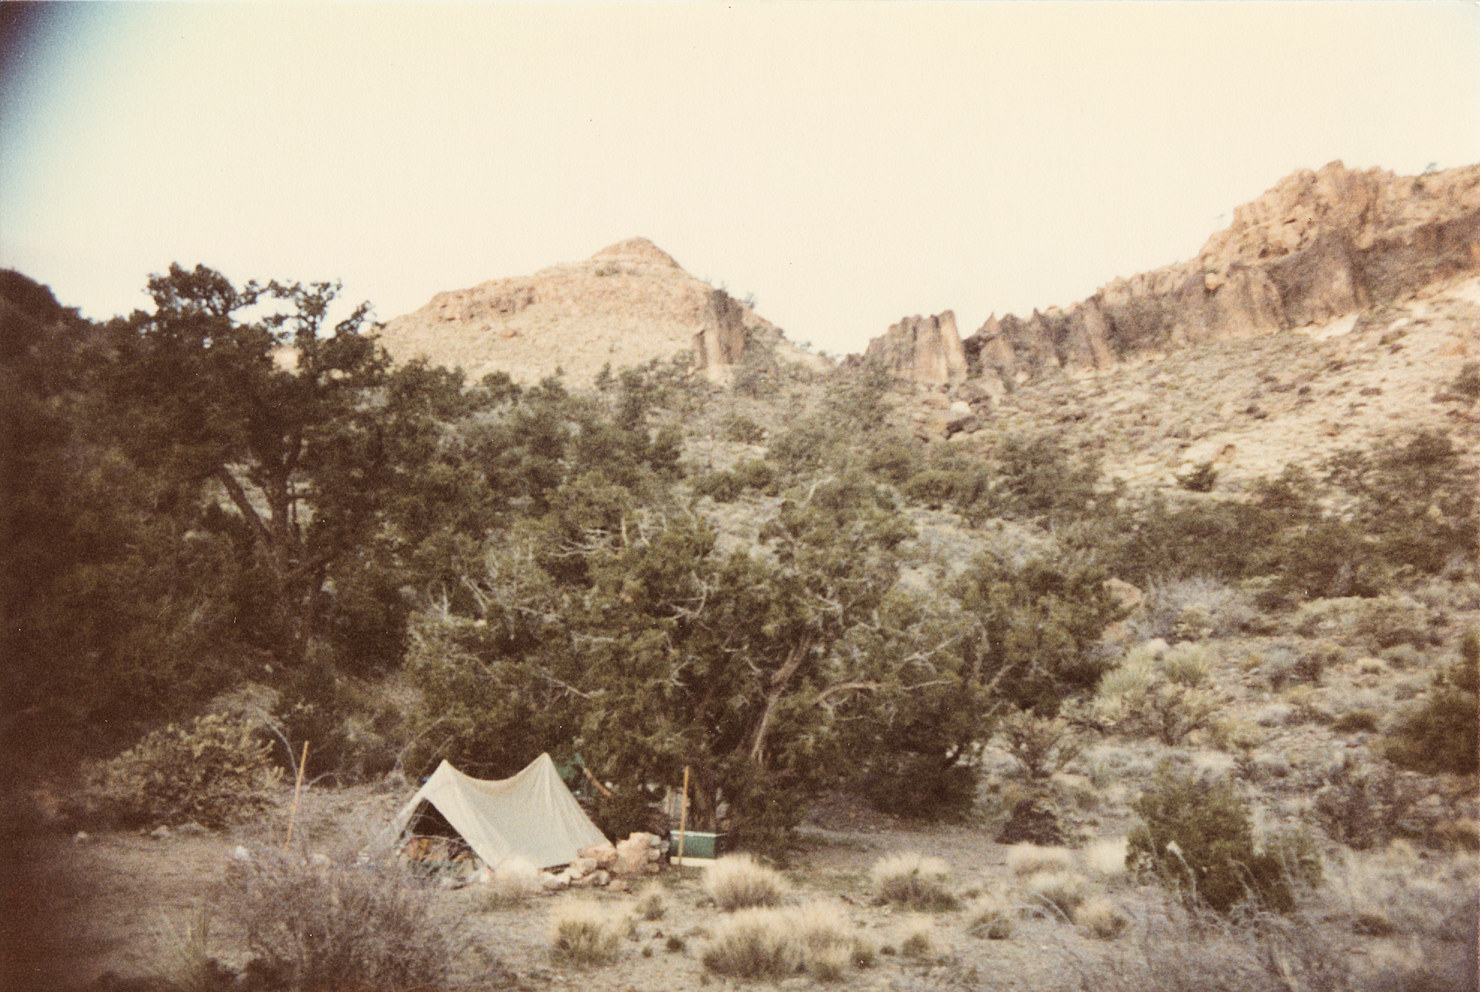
[7,771,1475,992]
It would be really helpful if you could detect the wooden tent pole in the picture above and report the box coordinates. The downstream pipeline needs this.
[283,741,309,850]
[677,765,690,865]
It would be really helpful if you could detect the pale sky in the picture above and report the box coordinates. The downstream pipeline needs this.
[3,2,1478,357]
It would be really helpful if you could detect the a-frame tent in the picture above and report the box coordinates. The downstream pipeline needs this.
[385,753,609,870]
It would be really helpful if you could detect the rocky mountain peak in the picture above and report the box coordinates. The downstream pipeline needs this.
[377,239,804,387]
[589,237,683,269]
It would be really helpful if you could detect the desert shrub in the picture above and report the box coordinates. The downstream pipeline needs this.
[549,898,630,966]
[1295,595,1431,651]
[897,915,942,960]
[1328,429,1478,576]
[1175,461,1218,492]
[1379,633,1479,776]
[220,848,470,992]
[1074,896,1129,939]
[986,431,1102,524]
[704,854,791,911]
[864,436,923,486]
[1006,843,1074,878]
[1331,709,1381,734]
[633,883,666,921]
[1061,900,1355,992]
[480,855,543,908]
[900,468,968,510]
[1156,642,1214,686]
[701,903,856,981]
[692,469,743,502]
[150,905,226,992]
[720,413,767,444]
[1094,652,1219,745]
[995,709,1086,781]
[870,852,956,910]
[86,714,281,828]
[1128,763,1315,914]
[1452,361,1480,402]
[965,893,1015,939]
[1021,869,1089,919]
[731,457,778,493]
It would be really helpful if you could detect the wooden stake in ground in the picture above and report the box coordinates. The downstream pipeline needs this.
[677,764,690,864]
[283,741,309,850]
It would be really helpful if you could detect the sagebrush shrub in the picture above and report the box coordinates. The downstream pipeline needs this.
[222,848,469,991]
[995,709,1085,781]
[1128,763,1315,914]
[87,714,281,828]
[1379,628,1479,776]
[704,853,791,911]
[1313,757,1422,850]
[870,852,956,910]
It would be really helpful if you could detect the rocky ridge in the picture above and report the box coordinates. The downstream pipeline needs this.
[863,311,969,386]
[871,162,1480,393]
[377,238,812,387]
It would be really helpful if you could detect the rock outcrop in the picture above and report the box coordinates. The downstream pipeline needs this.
[864,311,969,386]
[377,237,808,386]
[959,162,1480,384]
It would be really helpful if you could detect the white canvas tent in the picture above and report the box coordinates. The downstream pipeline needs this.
[385,753,608,870]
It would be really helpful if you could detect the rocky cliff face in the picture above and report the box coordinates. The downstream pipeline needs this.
[864,311,968,386]
[954,162,1480,387]
[377,238,797,387]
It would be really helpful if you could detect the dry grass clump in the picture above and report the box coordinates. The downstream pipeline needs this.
[870,852,956,910]
[150,905,222,992]
[549,898,631,966]
[1074,896,1129,939]
[1062,899,1353,992]
[897,914,945,960]
[703,853,791,911]
[1330,844,1479,942]
[1007,843,1074,877]
[965,893,1015,939]
[1022,869,1090,919]
[1078,837,1130,879]
[700,902,858,982]
[219,847,470,992]
[481,855,543,908]
[633,882,666,921]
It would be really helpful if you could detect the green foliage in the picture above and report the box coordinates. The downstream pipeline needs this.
[957,553,1124,713]
[693,458,778,502]
[85,715,282,828]
[1128,763,1315,914]
[1379,628,1479,776]
[1175,461,1219,492]
[721,412,767,444]
[985,431,1102,524]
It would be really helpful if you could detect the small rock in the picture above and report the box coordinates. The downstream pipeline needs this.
[73,831,90,843]
[230,845,252,862]
[176,822,207,837]
[149,825,171,840]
